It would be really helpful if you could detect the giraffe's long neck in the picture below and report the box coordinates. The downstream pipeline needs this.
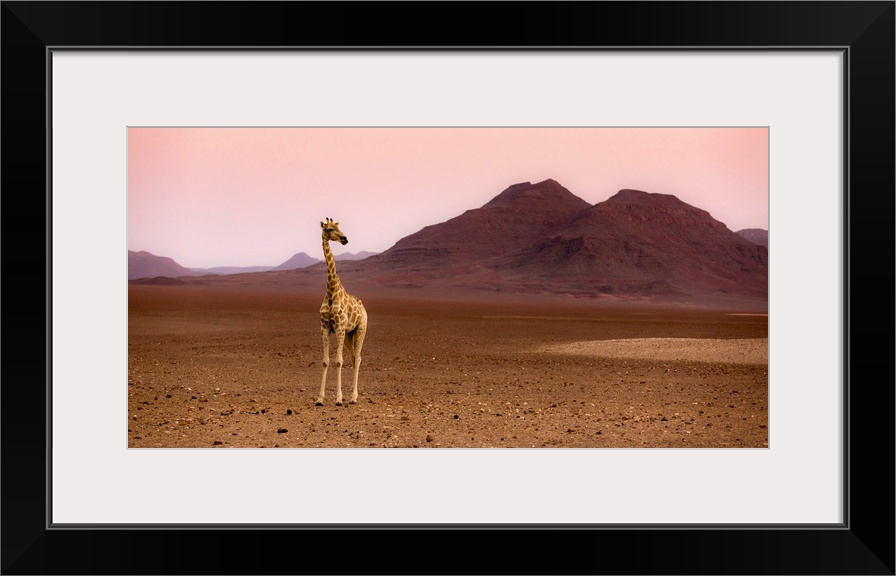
[322,236,341,299]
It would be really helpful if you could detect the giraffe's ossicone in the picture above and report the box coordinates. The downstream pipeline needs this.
[316,218,368,406]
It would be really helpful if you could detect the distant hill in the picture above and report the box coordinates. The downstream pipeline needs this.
[334,251,378,261]
[736,228,768,248]
[189,266,274,275]
[273,252,320,270]
[129,250,357,279]
[128,250,197,280]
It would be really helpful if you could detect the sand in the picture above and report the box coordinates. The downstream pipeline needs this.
[128,285,769,449]
[538,337,768,364]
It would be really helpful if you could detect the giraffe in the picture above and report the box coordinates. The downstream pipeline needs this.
[316,218,368,406]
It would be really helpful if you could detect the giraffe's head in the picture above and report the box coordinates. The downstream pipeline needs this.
[321,218,349,245]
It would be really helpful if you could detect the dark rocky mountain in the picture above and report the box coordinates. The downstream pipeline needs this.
[490,189,767,298]
[354,181,767,304]
[363,179,591,277]
[273,252,320,270]
[736,228,768,248]
[128,250,197,280]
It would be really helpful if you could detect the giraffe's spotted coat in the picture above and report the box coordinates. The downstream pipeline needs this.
[316,219,368,406]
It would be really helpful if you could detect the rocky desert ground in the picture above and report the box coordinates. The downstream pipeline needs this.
[128,284,768,449]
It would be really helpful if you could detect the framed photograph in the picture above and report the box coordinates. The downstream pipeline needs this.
[3,2,892,574]
[124,124,772,452]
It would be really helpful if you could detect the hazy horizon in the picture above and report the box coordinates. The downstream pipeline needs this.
[128,127,768,269]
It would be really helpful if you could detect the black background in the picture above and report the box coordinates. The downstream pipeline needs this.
[2,2,893,574]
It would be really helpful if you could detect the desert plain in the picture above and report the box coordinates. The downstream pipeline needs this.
[128,282,768,449]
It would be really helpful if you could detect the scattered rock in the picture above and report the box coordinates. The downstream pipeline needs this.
[212,440,223,445]
[130,297,767,449]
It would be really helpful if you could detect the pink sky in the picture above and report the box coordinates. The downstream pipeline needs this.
[128,127,768,268]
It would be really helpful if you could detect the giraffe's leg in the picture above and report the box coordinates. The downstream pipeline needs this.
[349,326,365,405]
[334,329,346,406]
[315,330,329,406]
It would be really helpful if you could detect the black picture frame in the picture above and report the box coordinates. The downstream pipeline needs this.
[2,2,893,574]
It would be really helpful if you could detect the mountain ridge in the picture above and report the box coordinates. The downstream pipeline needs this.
[129,250,381,280]
[129,179,767,309]
[356,180,766,303]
